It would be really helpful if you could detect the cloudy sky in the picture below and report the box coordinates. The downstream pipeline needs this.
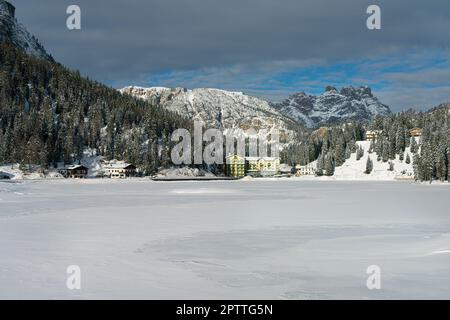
[11,0,450,111]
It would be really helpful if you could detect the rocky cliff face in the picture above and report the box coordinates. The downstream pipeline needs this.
[271,86,392,127]
[120,86,298,138]
[0,0,52,61]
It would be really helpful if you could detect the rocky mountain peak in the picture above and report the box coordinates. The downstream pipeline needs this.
[340,85,373,98]
[0,0,15,17]
[272,86,391,128]
[325,86,338,93]
[0,0,53,61]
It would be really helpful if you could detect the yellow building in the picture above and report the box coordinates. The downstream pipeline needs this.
[246,157,280,177]
[225,155,245,178]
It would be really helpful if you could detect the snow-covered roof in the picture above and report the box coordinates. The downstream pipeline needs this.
[366,130,382,134]
[104,163,135,169]
[66,165,87,170]
[57,164,87,170]
[245,156,279,161]
[226,154,244,159]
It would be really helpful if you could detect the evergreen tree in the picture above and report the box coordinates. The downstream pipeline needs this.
[356,145,364,161]
[388,161,394,171]
[344,144,351,159]
[365,156,373,174]
[324,153,335,176]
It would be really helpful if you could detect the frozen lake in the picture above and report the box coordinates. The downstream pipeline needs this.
[1,179,450,299]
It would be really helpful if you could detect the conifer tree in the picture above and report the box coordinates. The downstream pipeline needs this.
[388,161,394,171]
[324,153,335,176]
[365,156,373,174]
[356,145,364,161]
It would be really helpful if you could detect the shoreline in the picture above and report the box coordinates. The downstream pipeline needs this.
[1,177,449,185]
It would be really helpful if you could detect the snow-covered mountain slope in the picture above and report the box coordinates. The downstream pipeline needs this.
[0,0,52,60]
[295,140,414,181]
[120,86,298,135]
[333,141,414,180]
[272,86,392,128]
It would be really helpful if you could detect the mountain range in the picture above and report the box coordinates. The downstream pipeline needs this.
[121,85,392,129]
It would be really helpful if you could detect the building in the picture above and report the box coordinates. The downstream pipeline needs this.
[223,155,281,178]
[295,164,316,176]
[409,127,422,137]
[225,155,245,178]
[57,164,88,178]
[258,157,280,177]
[365,130,382,141]
[66,165,88,178]
[104,163,137,179]
[245,157,261,177]
[245,157,280,177]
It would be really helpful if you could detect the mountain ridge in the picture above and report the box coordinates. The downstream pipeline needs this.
[120,86,300,140]
[121,85,392,131]
[0,0,53,61]
[271,86,392,128]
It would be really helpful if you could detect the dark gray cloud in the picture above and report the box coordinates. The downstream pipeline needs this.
[10,0,450,109]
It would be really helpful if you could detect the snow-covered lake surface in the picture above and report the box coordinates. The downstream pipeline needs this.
[1,179,449,299]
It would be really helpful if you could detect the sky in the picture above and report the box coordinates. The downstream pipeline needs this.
[10,0,450,111]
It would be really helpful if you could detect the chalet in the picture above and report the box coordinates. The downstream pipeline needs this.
[409,128,422,137]
[225,155,245,178]
[246,157,280,177]
[295,164,316,176]
[104,163,137,179]
[66,165,88,178]
[57,164,88,178]
[365,130,382,141]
